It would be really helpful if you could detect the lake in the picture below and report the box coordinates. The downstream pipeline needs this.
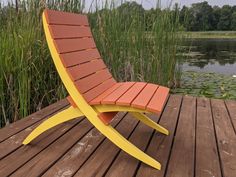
[181,39,236,75]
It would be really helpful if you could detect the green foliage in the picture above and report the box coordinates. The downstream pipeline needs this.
[231,12,236,30]
[0,0,182,127]
[179,1,236,31]
[191,2,213,31]
[217,5,232,30]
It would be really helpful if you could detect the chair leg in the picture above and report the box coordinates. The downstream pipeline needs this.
[131,112,169,135]
[85,113,162,170]
[22,106,84,145]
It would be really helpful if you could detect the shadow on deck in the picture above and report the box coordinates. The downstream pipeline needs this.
[0,95,236,177]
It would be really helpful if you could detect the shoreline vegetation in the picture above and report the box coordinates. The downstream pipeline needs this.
[185,31,236,39]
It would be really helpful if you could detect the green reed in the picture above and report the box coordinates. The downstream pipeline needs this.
[0,0,182,127]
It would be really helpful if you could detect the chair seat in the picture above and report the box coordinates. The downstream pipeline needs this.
[89,82,169,114]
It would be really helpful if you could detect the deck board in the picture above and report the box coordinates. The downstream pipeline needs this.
[0,95,235,177]
[136,94,182,177]
[165,96,196,177]
[211,99,236,177]
[195,98,222,177]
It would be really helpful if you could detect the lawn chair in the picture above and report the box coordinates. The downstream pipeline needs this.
[23,9,170,170]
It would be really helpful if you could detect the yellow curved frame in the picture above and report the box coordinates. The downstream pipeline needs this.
[22,11,169,170]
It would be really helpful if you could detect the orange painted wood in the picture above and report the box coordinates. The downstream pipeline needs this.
[75,69,112,93]
[60,49,101,67]
[49,25,92,39]
[54,38,96,54]
[83,78,117,102]
[45,10,89,26]
[116,82,147,106]
[146,86,169,113]
[66,96,77,108]
[89,83,122,105]
[131,84,158,109]
[67,59,107,81]
[101,82,135,104]
[98,112,118,125]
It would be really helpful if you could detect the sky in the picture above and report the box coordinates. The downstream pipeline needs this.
[2,0,236,9]
[84,0,236,10]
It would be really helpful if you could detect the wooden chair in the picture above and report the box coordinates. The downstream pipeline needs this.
[23,9,170,170]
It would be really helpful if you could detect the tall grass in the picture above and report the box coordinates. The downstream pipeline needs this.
[0,0,182,127]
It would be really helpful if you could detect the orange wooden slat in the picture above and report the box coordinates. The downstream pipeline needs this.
[83,78,117,102]
[101,82,135,104]
[67,59,107,81]
[98,112,118,125]
[45,10,89,26]
[54,38,96,54]
[75,69,112,93]
[49,25,92,39]
[66,96,77,108]
[60,49,101,67]
[131,84,159,109]
[116,82,147,106]
[89,83,122,105]
[146,86,169,113]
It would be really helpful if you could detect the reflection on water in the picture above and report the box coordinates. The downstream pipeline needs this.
[181,39,236,75]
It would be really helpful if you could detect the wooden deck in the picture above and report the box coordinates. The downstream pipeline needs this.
[0,95,236,177]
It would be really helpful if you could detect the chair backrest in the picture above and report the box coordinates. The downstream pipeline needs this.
[44,10,116,102]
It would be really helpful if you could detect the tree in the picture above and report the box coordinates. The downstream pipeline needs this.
[217,5,232,30]
[117,1,145,30]
[212,6,221,30]
[190,1,213,31]
[231,12,236,30]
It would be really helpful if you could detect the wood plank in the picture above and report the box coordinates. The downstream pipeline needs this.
[131,83,158,110]
[0,118,83,176]
[147,86,169,113]
[104,114,160,177]
[225,100,236,133]
[73,113,139,177]
[211,99,236,177]
[101,82,135,104]
[136,95,182,177]
[0,105,70,160]
[116,82,147,106]
[50,25,92,39]
[45,10,89,26]
[0,99,68,143]
[75,69,113,93]
[41,113,126,177]
[60,48,101,67]
[67,59,107,81]
[89,83,122,105]
[1,96,234,177]
[83,78,116,102]
[10,119,91,177]
[165,96,196,177]
[54,38,96,54]
[195,98,222,177]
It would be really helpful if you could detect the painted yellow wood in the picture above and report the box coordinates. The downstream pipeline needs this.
[131,112,169,135]
[95,104,151,113]
[23,106,83,145]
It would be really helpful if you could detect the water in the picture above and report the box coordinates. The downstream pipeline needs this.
[181,39,236,75]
